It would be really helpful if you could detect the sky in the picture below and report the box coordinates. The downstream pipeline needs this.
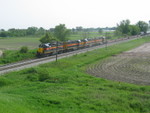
[0,0,150,30]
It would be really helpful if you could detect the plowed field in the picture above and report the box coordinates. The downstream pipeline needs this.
[87,43,150,85]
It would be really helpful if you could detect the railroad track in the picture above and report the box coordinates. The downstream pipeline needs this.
[0,36,143,75]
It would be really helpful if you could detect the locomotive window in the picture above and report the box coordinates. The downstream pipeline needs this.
[39,44,43,47]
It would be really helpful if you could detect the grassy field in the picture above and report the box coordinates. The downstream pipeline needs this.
[0,37,40,50]
[0,37,150,113]
[0,49,37,65]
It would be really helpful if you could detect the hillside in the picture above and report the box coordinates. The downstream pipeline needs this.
[0,37,150,113]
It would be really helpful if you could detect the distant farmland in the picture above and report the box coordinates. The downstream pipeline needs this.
[0,37,40,50]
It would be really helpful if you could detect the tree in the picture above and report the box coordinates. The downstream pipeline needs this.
[54,24,70,41]
[98,28,103,34]
[40,32,56,43]
[26,27,38,35]
[136,21,148,33]
[76,26,83,32]
[0,31,8,37]
[36,27,46,36]
[129,25,140,35]
[116,19,131,35]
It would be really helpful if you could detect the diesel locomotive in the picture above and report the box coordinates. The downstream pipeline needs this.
[37,37,106,57]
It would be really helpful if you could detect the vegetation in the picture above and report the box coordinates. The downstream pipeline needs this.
[136,21,149,33]
[0,27,46,37]
[115,19,149,36]
[40,32,57,43]
[0,37,150,113]
[54,24,71,41]
[19,46,29,53]
[0,49,36,65]
[0,19,149,40]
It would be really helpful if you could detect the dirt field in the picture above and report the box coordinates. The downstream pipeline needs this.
[87,43,150,85]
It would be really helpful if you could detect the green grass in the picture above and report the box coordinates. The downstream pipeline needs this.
[0,37,150,113]
[0,37,40,50]
[0,49,37,65]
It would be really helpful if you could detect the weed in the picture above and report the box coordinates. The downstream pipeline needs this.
[19,46,28,53]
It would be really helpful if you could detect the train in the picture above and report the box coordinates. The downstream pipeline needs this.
[37,37,106,57]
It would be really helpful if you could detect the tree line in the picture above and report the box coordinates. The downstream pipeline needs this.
[0,19,149,42]
[0,27,46,37]
[115,20,149,36]
[0,26,115,38]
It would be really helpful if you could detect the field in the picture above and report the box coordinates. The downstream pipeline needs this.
[0,37,150,113]
[0,37,40,50]
[87,42,150,85]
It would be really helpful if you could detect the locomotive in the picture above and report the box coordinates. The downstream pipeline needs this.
[37,37,106,57]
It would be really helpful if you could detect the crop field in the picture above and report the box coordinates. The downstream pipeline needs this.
[0,37,150,113]
[87,42,150,85]
[0,37,40,50]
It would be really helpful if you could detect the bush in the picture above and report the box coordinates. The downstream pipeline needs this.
[20,46,28,53]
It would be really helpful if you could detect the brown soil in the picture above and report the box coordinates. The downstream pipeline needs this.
[87,43,150,85]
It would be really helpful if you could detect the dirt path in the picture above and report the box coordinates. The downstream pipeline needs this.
[87,43,150,85]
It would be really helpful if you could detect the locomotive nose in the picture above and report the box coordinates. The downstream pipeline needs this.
[37,48,43,53]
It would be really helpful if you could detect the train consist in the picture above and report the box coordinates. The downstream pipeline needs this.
[37,37,106,57]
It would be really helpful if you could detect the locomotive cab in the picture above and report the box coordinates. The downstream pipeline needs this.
[37,43,51,57]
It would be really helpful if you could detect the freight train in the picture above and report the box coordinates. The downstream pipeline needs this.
[37,37,106,57]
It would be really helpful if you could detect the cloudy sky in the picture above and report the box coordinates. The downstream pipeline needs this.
[0,0,149,29]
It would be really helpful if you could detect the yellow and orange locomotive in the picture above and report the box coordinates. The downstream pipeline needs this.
[37,37,105,57]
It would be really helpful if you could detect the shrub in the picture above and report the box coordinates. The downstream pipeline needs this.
[20,46,28,53]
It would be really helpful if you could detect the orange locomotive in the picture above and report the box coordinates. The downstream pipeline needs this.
[37,37,105,57]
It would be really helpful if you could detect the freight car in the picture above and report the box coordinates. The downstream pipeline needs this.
[37,37,105,57]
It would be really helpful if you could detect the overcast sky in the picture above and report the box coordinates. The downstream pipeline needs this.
[0,0,150,30]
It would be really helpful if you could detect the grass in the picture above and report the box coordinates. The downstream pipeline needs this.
[0,49,37,65]
[0,37,150,113]
[0,36,40,50]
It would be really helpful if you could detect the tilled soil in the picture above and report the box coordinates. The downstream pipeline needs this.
[87,43,150,85]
